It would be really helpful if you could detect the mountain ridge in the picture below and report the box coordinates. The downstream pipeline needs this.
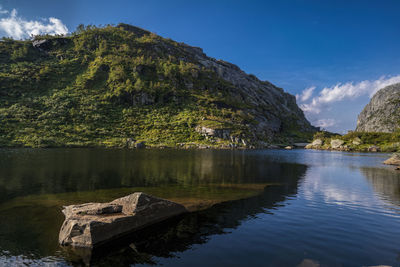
[0,23,316,148]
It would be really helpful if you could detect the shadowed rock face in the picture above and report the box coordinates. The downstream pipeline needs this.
[356,83,400,132]
[59,193,188,248]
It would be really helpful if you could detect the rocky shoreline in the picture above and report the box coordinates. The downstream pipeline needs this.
[305,137,399,153]
[0,140,310,150]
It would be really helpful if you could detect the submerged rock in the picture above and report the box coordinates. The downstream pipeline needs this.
[59,192,188,248]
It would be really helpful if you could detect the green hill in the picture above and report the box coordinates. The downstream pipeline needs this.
[0,24,316,148]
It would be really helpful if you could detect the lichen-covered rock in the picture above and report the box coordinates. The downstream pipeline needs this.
[356,83,400,133]
[59,193,187,248]
[331,139,344,149]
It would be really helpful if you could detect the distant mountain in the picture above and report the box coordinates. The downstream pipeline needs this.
[0,23,316,148]
[356,83,400,133]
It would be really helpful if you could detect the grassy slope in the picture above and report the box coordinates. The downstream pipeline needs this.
[0,24,312,148]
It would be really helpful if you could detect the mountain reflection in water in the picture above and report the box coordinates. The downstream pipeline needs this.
[0,148,306,266]
[0,149,399,266]
[361,167,400,207]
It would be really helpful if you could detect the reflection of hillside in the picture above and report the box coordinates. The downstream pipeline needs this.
[0,149,307,262]
[360,167,400,206]
[67,184,304,266]
[0,149,306,202]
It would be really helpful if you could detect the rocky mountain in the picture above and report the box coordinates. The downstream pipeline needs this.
[356,83,400,133]
[0,24,316,148]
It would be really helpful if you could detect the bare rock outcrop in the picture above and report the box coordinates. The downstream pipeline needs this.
[195,126,231,140]
[305,138,323,149]
[59,192,188,248]
[384,153,400,168]
[155,30,317,142]
[330,139,344,149]
[356,83,400,132]
[32,37,71,52]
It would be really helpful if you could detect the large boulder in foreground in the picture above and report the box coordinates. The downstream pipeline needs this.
[59,192,188,248]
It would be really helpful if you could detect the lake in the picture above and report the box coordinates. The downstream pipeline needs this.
[0,148,399,266]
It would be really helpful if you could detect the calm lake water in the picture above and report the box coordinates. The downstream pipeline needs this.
[0,148,399,266]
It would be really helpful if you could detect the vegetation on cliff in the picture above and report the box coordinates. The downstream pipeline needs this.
[0,24,315,148]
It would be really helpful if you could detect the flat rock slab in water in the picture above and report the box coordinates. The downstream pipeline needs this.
[59,192,188,248]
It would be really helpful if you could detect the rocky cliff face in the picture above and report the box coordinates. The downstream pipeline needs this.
[189,48,315,140]
[356,83,400,132]
[134,25,316,143]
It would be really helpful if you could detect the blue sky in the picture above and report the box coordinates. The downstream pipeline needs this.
[1,0,400,132]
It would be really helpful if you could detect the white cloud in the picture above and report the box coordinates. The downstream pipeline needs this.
[0,6,9,14]
[314,118,336,129]
[296,86,315,102]
[302,170,373,207]
[0,8,68,39]
[297,75,400,132]
[299,75,400,114]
